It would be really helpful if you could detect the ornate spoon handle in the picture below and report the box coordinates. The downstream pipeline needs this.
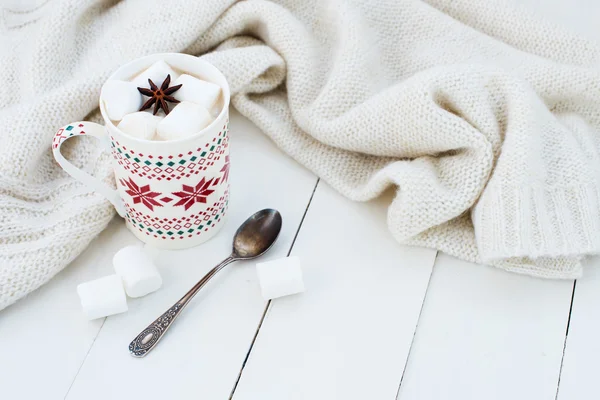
[129,255,236,357]
[129,302,184,357]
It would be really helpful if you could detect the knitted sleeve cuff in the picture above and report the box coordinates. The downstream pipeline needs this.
[473,183,600,264]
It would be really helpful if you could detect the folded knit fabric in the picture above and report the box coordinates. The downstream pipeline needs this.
[1,0,600,310]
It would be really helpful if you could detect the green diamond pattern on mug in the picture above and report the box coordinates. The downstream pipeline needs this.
[110,124,229,181]
[52,123,86,149]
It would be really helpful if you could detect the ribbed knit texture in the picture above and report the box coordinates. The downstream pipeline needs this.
[1,0,600,310]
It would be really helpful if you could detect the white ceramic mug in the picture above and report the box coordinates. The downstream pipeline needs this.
[53,53,231,250]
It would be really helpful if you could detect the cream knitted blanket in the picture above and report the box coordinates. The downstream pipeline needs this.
[1,0,600,310]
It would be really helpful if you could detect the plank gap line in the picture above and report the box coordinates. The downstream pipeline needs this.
[554,279,577,400]
[228,177,320,400]
[395,250,438,400]
[63,317,107,400]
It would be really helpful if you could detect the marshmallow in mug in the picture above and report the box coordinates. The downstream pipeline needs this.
[174,74,222,111]
[156,101,215,141]
[101,80,142,121]
[131,60,180,90]
[117,112,163,141]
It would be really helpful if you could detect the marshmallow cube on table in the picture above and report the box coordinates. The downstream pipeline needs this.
[156,101,214,141]
[131,60,180,89]
[117,112,163,140]
[256,256,305,300]
[101,80,142,121]
[113,245,162,298]
[174,74,222,111]
[77,275,128,320]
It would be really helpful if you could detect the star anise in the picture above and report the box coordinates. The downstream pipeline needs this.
[137,74,182,115]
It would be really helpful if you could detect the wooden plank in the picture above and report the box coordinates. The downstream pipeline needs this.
[556,256,600,400]
[64,109,317,400]
[0,217,139,400]
[232,183,437,400]
[398,253,573,400]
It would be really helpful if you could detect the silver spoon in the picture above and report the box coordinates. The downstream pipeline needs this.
[129,208,283,357]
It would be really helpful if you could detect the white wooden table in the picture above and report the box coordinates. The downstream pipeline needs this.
[1,109,599,400]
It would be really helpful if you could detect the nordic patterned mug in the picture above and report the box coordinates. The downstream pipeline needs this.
[52,53,231,250]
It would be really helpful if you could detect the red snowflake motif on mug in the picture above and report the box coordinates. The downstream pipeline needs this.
[219,155,230,184]
[172,177,215,211]
[119,177,162,211]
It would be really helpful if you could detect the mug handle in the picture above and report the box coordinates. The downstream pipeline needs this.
[52,121,126,217]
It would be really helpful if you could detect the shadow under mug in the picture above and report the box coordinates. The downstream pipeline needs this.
[52,53,231,250]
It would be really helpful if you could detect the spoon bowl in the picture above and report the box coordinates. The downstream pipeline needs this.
[233,209,282,259]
